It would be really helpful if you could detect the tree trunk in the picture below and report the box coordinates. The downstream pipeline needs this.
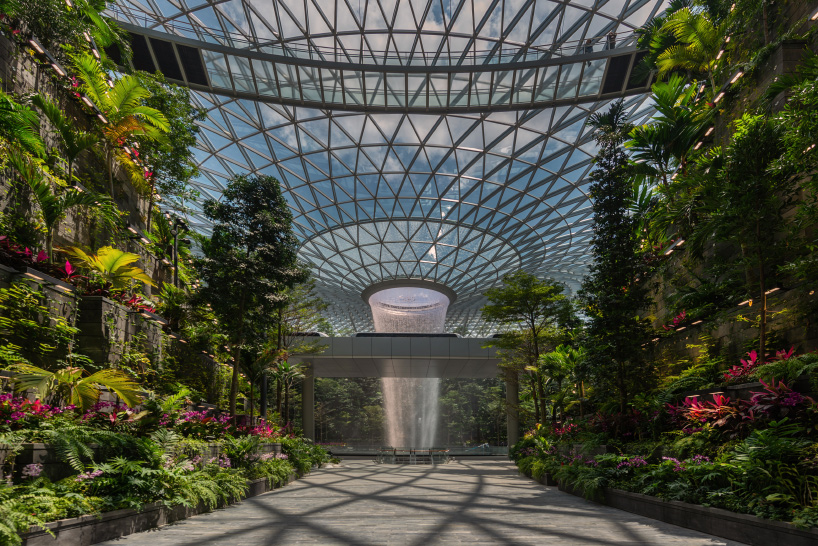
[146,177,156,233]
[46,229,54,262]
[529,373,540,422]
[758,256,767,364]
[536,375,548,425]
[276,378,282,417]
[249,383,254,424]
[229,292,246,418]
[283,383,290,426]
[106,148,115,199]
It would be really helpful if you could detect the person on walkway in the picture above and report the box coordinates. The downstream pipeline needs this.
[606,31,616,50]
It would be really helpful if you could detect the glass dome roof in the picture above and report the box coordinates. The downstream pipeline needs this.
[108,0,667,334]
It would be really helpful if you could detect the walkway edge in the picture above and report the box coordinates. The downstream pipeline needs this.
[20,473,300,546]
[529,473,818,546]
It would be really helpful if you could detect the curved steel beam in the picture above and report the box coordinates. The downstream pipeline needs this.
[117,22,652,114]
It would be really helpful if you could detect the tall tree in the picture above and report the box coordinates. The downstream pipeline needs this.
[701,114,793,363]
[481,271,573,425]
[135,72,206,231]
[579,100,653,413]
[197,174,304,417]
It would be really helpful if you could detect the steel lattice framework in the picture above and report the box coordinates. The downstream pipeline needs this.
[109,0,667,334]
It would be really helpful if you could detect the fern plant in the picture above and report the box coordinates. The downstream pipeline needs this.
[11,363,142,410]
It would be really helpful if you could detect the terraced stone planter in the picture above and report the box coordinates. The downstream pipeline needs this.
[20,473,298,546]
[530,473,818,546]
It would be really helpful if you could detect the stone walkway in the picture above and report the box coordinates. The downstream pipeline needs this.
[99,458,746,545]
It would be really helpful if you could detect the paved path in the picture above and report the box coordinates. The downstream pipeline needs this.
[100,458,746,545]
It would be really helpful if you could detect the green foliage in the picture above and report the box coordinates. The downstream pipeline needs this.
[8,150,118,260]
[654,7,729,95]
[11,363,142,410]
[66,246,155,290]
[280,437,331,475]
[0,90,44,157]
[580,100,653,412]
[198,173,305,415]
[134,71,205,209]
[0,280,81,369]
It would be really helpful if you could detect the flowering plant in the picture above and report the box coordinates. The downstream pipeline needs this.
[0,394,71,430]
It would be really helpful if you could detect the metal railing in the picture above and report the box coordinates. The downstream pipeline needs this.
[376,447,450,465]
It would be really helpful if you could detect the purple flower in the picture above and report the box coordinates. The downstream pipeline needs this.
[22,464,43,479]
[76,469,104,482]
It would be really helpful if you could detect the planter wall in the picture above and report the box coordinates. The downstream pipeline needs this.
[21,473,298,546]
[9,442,283,482]
[532,472,818,546]
[75,296,165,367]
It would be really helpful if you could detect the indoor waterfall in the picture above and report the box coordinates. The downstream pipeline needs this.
[368,286,449,448]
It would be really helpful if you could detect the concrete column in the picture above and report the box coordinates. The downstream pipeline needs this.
[302,362,315,441]
[505,371,519,447]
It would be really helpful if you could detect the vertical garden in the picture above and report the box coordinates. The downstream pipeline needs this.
[0,1,333,544]
[506,0,818,531]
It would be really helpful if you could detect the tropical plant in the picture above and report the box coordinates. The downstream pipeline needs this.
[0,90,44,158]
[70,52,169,197]
[197,174,305,416]
[579,100,653,413]
[482,271,574,424]
[655,7,729,96]
[7,151,117,260]
[31,94,99,184]
[65,246,155,290]
[270,361,304,426]
[10,363,142,410]
[627,75,711,188]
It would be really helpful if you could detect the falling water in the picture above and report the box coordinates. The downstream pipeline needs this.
[369,287,448,448]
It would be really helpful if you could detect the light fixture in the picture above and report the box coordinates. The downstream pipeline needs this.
[811,6,818,21]
[714,92,725,103]
[80,95,94,108]
[729,70,743,84]
[765,287,780,295]
[711,391,724,395]
[65,0,73,6]
[691,320,703,325]
[91,48,100,59]
[140,312,151,319]
[704,127,714,137]
[23,271,45,281]
[716,49,724,60]
[50,63,67,77]
[738,300,750,306]
[179,339,187,344]
[694,142,703,150]
[83,31,91,42]
[676,326,686,331]
[126,226,138,235]
[28,38,45,54]
[168,334,177,339]
[97,113,109,124]
[806,144,816,152]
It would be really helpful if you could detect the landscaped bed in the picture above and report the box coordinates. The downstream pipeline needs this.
[512,354,818,542]
[0,394,333,545]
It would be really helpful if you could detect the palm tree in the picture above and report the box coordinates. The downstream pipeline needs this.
[12,363,142,410]
[627,75,711,188]
[70,52,169,198]
[655,8,729,96]
[31,94,99,184]
[270,361,304,426]
[0,90,45,158]
[7,151,118,261]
